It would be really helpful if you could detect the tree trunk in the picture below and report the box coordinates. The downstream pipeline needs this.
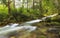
[12,0,15,8]
[33,0,34,9]
[39,0,43,18]
[57,0,60,14]
[27,0,28,10]
[8,0,11,15]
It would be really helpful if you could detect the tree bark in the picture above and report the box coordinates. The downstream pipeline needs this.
[39,0,43,18]
[33,0,34,9]
[8,0,11,15]
[12,0,15,8]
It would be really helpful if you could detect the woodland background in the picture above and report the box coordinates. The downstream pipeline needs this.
[0,0,60,38]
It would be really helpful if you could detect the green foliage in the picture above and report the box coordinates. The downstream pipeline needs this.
[0,5,8,22]
[42,0,58,16]
[0,0,60,38]
[0,5,8,14]
[1,0,7,6]
[0,0,59,23]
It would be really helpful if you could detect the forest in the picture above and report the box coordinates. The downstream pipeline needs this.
[0,0,60,38]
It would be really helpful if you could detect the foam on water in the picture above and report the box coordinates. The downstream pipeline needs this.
[41,13,58,20]
[0,13,58,35]
[0,13,58,38]
[26,19,42,24]
[0,25,37,35]
[47,13,58,17]
[26,13,58,24]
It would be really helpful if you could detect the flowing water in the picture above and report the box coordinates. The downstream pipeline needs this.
[0,13,58,38]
